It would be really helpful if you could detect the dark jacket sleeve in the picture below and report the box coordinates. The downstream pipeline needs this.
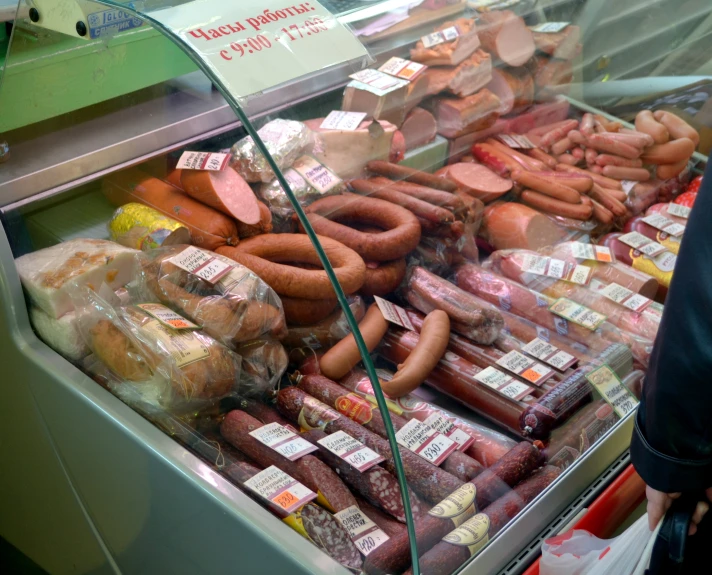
[630,164,712,493]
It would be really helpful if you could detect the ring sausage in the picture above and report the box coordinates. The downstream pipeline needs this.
[366,160,458,191]
[640,138,695,165]
[511,170,581,204]
[653,111,699,146]
[361,259,407,297]
[281,296,338,326]
[601,166,651,181]
[381,310,451,398]
[304,194,421,261]
[367,177,464,210]
[520,190,592,220]
[319,303,389,381]
[635,110,669,144]
[217,234,366,299]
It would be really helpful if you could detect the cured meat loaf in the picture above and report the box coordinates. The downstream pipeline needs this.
[486,67,535,115]
[400,107,437,151]
[410,18,481,66]
[532,25,581,60]
[424,49,492,98]
[342,82,407,127]
[478,10,535,67]
[430,89,501,138]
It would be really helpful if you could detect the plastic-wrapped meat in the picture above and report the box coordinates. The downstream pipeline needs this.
[430,89,501,139]
[410,18,481,66]
[423,49,492,98]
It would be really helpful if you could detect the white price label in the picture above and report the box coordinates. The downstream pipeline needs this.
[152,1,369,101]
[395,419,457,466]
[292,155,342,194]
[319,111,367,131]
[618,232,667,257]
[136,303,200,330]
[530,22,570,33]
[497,134,535,149]
[474,367,534,401]
[142,320,210,368]
[570,242,614,263]
[334,506,390,556]
[424,413,475,451]
[496,350,555,386]
[521,254,591,285]
[522,338,577,371]
[378,57,427,81]
[586,364,638,418]
[549,298,607,331]
[250,422,317,461]
[348,69,409,96]
[374,296,415,331]
[176,151,230,171]
[420,25,460,48]
[667,203,691,219]
[170,246,234,284]
[598,282,652,312]
[244,465,317,513]
[318,431,384,472]
[642,214,685,237]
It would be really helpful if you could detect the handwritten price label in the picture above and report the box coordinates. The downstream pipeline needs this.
[423,413,475,452]
[176,151,230,171]
[136,303,200,330]
[496,350,555,386]
[395,419,457,466]
[244,466,316,513]
[170,246,234,284]
[151,1,368,100]
[318,431,384,472]
[335,506,390,556]
[249,422,317,461]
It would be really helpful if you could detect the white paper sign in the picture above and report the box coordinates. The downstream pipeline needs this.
[136,303,200,330]
[249,422,317,461]
[497,134,535,149]
[522,338,577,371]
[667,203,691,219]
[348,69,409,96]
[320,111,367,131]
[642,214,686,237]
[318,430,384,472]
[292,155,342,194]
[474,367,533,401]
[598,283,652,313]
[586,365,638,418]
[495,350,555,386]
[378,57,427,81]
[618,232,667,257]
[176,151,230,171]
[374,296,415,331]
[395,419,457,466]
[423,413,475,452]
[570,242,614,263]
[334,506,390,556]
[530,22,570,33]
[170,246,234,284]
[420,25,459,48]
[244,465,316,513]
[150,1,369,100]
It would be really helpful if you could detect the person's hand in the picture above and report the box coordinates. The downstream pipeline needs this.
[646,485,711,534]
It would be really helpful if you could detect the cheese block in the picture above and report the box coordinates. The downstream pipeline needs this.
[16,239,138,319]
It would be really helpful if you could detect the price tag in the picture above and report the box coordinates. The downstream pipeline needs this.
[521,254,592,285]
[348,69,409,96]
[170,246,234,284]
[378,57,427,81]
[586,364,638,418]
[244,465,317,513]
[618,232,667,257]
[319,111,367,131]
[549,298,607,331]
[423,413,475,452]
[621,180,637,196]
[151,1,369,100]
[496,350,555,386]
[318,431,384,472]
[374,296,415,331]
[136,303,200,330]
[597,282,652,313]
[530,22,570,33]
[395,419,457,466]
[474,367,534,401]
[642,214,686,237]
[292,155,342,194]
[570,242,614,263]
[667,203,691,219]
[249,422,317,461]
[176,151,230,171]
[497,134,535,149]
[142,320,211,368]
[522,338,578,371]
[334,506,390,556]
[420,25,460,48]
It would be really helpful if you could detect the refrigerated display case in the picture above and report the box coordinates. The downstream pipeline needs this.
[0,1,705,575]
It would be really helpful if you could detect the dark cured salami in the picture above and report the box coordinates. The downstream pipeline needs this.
[302,428,424,523]
[403,466,560,575]
[220,410,357,513]
[298,374,484,482]
[276,387,464,504]
[356,496,407,539]
[362,442,542,575]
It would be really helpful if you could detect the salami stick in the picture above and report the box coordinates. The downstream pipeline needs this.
[349,179,455,223]
[367,160,458,192]
[368,177,464,210]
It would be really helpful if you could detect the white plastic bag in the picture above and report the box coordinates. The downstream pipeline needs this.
[541,513,662,575]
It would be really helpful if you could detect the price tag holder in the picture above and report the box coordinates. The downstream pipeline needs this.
[667,203,691,219]
[474,367,534,401]
[618,232,667,257]
[586,364,638,418]
[319,111,367,131]
[292,155,342,194]
[642,214,686,237]
[249,422,317,461]
[549,298,607,331]
[136,303,200,330]
[522,338,577,371]
[395,418,457,466]
[170,246,234,284]
[496,350,555,386]
[348,69,409,96]
[521,254,592,286]
[374,296,415,331]
[530,22,570,33]
[334,506,390,556]
[378,57,427,81]
[570,242,614,263]
[317,430,384,472]
[595,282,652,313]
[420,25,459,48]
[150,1,369,101]
[497,134,535,149]
[423,413,475,452]
[176,151,231,171]
[244,465,317,513]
